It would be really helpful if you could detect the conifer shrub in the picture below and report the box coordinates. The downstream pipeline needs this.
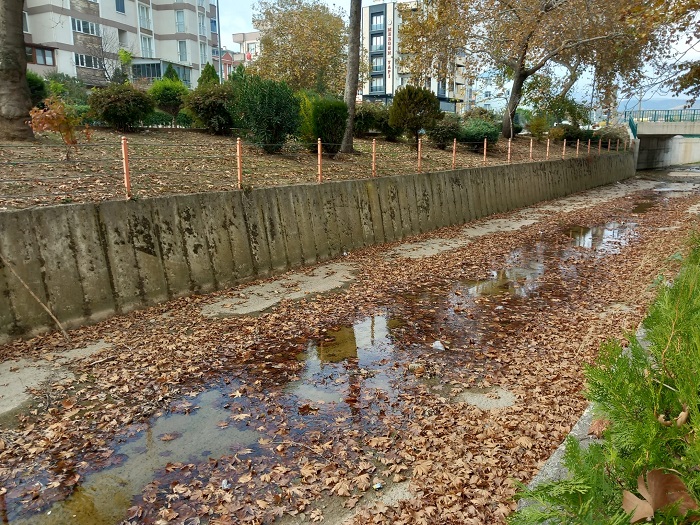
[311,97,348,155]
[185,83,235,134]
[88,83,154,132]
[389,85,443,145]
[149,78,189,123]
[198,63,220,87]
[26,71,47,107]
[296,90,321,150]
[240,76,300,153]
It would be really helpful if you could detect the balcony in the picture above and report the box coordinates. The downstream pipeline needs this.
[370,23,384,31]
[370,44,384,52]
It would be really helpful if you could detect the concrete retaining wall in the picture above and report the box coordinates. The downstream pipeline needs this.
[0,153,635,341]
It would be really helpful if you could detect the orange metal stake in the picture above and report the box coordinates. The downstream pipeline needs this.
[598,139,602,155]
[121,136,131,199]
[317,138,322,183]
[452,138,457,170]
[372,138,377,177]
[616,139,620,151]
[507,138,512,163]
[546,139,550,160]
[576,139,580,157]
[418,138,422,172]
[236,137,242,190]
[607,139,611,152]
[483,138,487,164]
[562,139,567,158]
[529,137,533,161]
[588,139,591,156]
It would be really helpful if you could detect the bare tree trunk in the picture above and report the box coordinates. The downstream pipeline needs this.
[502,71,528,139]
[0,0,33,140]
[340,0,361,154]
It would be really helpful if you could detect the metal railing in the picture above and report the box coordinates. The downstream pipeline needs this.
[622,109,700,123]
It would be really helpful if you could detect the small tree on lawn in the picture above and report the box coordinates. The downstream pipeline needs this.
[186,83,235,134]
[198,63,220,87]
[88,83,154,132]
[240,76,300,153]
[149,78,188,125]
[389,85,442,145]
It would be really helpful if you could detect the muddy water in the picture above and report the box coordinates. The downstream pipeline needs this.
[6,184,697,524]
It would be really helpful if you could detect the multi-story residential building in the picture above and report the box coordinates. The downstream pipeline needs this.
[360,0,470,113]
[23,0,221,87]
[232,31,261,63]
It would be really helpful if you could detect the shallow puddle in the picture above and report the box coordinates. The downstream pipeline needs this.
[566,222,635,254]
[8,390,261,525]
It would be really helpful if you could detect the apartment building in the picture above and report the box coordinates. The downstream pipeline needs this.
[23,0,221,87]
[231,31,261,63]
[360,0,470,112]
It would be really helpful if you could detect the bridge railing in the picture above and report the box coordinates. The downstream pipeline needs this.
[623,109,700,123]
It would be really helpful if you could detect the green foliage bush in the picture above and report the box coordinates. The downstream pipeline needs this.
[460,118,500,147]
[141,110,174,127]
[311,97,348,155]
[88,83,154,132]
[593,125,629,143]
[389,85,442,144]
[185,83,235,135]
[240,76,300,153]
[374,104,403,141]
[527,115,550,140]
[353,102,378,138]
[198,63,220,87]
[296,90,321,149]
[175,110,193,128]
[148,78,189,120]
[427,113,462,149]
[510,235,700,524]
[26,71,47,107]
[548,124,595,142]
[45,72,88,105]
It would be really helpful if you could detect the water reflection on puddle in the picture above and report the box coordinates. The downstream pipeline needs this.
[288,315,398,405]
[10,390,261,525]
[567,222,634,253]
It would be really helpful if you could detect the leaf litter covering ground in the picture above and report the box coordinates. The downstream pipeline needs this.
[0,184,698,524]
[0,129,615,211]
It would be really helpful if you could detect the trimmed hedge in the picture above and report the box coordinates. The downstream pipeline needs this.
[88,84,154,132]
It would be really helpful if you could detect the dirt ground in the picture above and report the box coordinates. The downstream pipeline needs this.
[0,129,622,211]
[1,173,698,525]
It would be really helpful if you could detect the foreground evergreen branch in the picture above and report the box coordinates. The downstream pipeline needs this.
[510,234,700,524]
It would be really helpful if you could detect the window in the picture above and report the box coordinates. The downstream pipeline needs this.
[199,42,207,64]
[370,76,384,93]
[371,56,384,72]
[171,64,191,86]
[71,18,100,36]
[198,13,206,35]
[141,35,154,57]
[27,46,55,66]
[197,0,205,6]
[370,13,384,31]
[370,35,384,52]
[132,62,161,81]
[118,29,127,47]
[115,0,125,14]
[74,53,101,69]
[210,18,217,33]
[178,40,187,62]
[484,90,492,98]
[437,80,446,97]
[22,11,28,32]
[246,42,257,54]
[175,10,185,32]
[211,47,219,57]
[138,4,151,30]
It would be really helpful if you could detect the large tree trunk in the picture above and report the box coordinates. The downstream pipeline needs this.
[501,71,528,139]
[0,0,33,140]
[340,0,361,154]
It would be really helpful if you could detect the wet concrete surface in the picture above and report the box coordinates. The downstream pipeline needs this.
[3,173,700,524]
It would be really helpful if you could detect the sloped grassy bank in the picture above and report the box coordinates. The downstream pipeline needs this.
[510,234,700,524]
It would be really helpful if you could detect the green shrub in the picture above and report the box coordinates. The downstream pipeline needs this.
[198,63,220,87]
[45,73,88,105]
[26,71,47,107]
[593,125,629,143]
[464,106,500,124]
[389,85,443,144]
[375,103,403,141]
[353,102,379,138]
[141,110,174,127]
[88,83,154,132]
[70,104,99,126]
[460,118,500,147]
[427,113,462,150]
[296,90,321,149]
[149,78,189,122]
[311,97,348,155]
[185,83,235,134]
[163,63,180,81]
[175,110,193,128]
[528,115,550,140]
[548,124,595,142]
[240,76,300,153]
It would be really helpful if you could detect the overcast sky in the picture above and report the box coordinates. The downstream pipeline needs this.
[220,0,351,50]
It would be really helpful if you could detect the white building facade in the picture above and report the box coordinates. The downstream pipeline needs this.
[23,0,221,87]
[360,0,470,112]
